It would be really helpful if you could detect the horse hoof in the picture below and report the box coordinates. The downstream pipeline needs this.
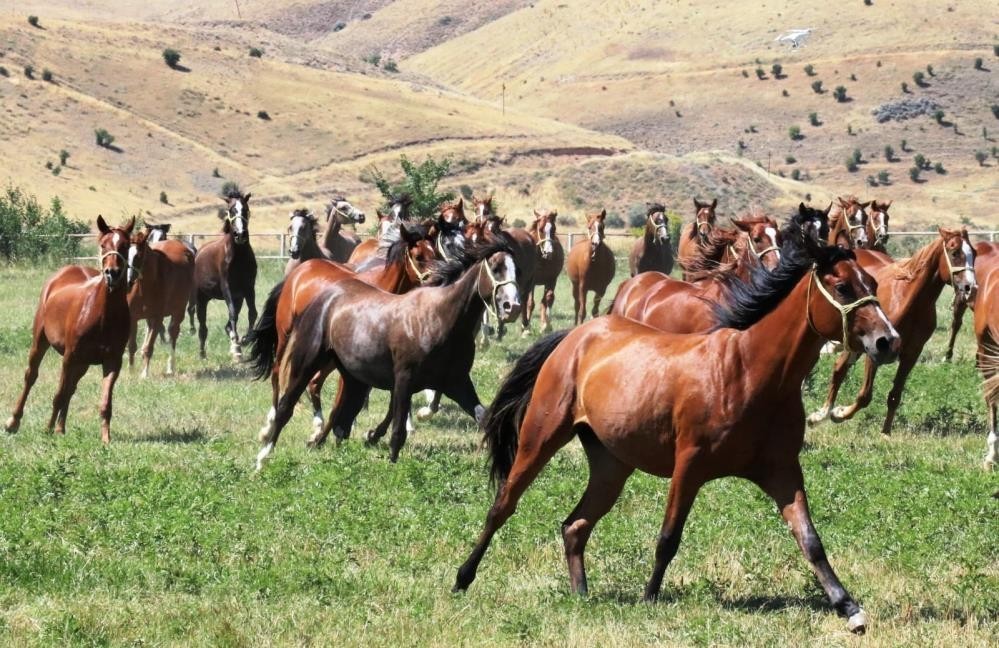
[847,610,868,634]
[806,409,827,426]
[4,417,18,433]
[365,429,380,445]
[416,406,434,420]
[830,406,852,422]
[521,328,531,338]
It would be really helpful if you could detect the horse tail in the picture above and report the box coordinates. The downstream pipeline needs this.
[980,333,999,406]
[280,291,332,393]
[244,279,285,381]
[483,329,569,485]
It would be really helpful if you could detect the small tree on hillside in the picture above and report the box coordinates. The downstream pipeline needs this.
[975,150,988,166]
[363,154,455,219]
[771,63,783,78]
[58,150,69,165]
[833,85,848,102]
[788,125,802,140]
[162,48,182,69]
[884,145,895,161]
[803,64,815,76]
[810,80,823,93]
[94,128,115,148]
[27,16,39,28]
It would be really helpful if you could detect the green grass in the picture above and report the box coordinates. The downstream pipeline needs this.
[0,258,995,646]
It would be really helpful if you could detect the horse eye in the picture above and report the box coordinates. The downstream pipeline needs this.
[835,284,849,296]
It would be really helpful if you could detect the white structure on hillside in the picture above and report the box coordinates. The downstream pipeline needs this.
[775,28,814,49]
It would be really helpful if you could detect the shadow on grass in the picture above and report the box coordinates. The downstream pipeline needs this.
[717,592,830,614]
[131,427,207,444]
[194,365,249,380]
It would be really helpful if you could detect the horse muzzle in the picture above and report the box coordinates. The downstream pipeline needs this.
[354,212,366,224]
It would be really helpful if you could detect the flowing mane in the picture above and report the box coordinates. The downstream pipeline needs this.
[681,227,741,279]
[426,231,516,287]
[892,237,943,281]
[354,222,427,273]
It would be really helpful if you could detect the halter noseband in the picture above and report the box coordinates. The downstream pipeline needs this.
[746,232,780,261]
[649,213,669,243]
[942,241,973,290]
[99,249,130,286]
[479,256,518,320]
[805,268,880,348]
[407,251,432,284]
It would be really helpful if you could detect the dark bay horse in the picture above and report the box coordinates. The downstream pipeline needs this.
[567,209,615,325]
[254,234,523,467]
[5,217,135,442]
[321,196,366,262]
[454,228,899,634]
[946,241,996,361]
[628,203,673,276]
[127,230,196,377]
[521,209,564,334]
[246,223,437,447]
[827,196,870,249]
[285,209,323,275]
[676,198,717,279]
[971,243,999,468]
[430,198,469,262]
[808,229,978,434]
[192,192,258,361]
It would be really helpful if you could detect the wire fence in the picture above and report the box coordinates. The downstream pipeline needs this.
[27,229,999,263]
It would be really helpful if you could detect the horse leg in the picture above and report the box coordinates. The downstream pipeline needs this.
[98,358,122,444]
[306,363,337,439]
[643,448,705,601]
[312,374,370,448]
[562,429,634,595]
[196,296,209,359]
[258,366,281,444]
[571,281,582,326]
[442,373,485,424]
[387,374,415,462]
[880,349,920,436]
[755,461,867,633]
[590,290,605,319]
[246,286,258,331]
[165,315,182,376]
[257,354,325,469]
[522,285,535,336]
[365,392,395,445]
[455,397,578,591]
[140,319,161,379]
[541,282,556,333]
[830,356,879,422]
[984,395,997,470]
[187,291,197,334]
[479,310,491,349]
[416,389,443,420]
[944,295,968,362]
[807,351,859,425]
[48,360,88,436]
[227,292,244,361]
[6,333,49,432]
[127,318,139,369]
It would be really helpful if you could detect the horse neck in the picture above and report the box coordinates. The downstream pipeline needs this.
[732,244,757,282]
[644,223,657,245]
[366,255,416,294]
[890,240,948,316]
[322,218,343,248]
[428,263,487,334]
[733,276,826,394]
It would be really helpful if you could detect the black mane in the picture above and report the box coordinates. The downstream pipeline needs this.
[647,203,666,215]
[712,221,855,331]
[426,231,516,287]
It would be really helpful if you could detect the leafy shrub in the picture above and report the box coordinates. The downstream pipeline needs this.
[804,64,815,76]
[771,63,782,78]
[257,110,271,120]
[212,167,221,178]
[833,85,848,102]
[909,166,921,181]
[362,154,455,219]
[249,47,264,58]
[45,161,53,170]
[788,125,802,140]
[0,186,90,262]
[363,53,381,67]
[41,68,53,82]
[913,71,926,86]
[810,80,823,93]
[557,214,577,227]
[23,65,33,79]
[605,214,625,229]
[934,162,945,174]
[994,45,999,57]
[159,191,169,204]
[901,81,909,93]
[162,48,181,69]
[993,105,999,119]
[808,112,819,126]
[845,158,858,172]
[877,170,890,184]
[866,175,877,187]
[333,21,346,32]
[94,128,115,148]
[59,150,69,165]
[383,60,399,73]
[884,145,895,161]
[974,57,983,70]
[785,155,796,164]
[851,148,863,164]
[790,169,801,180]
[741,69,749,78]
[901,138,909,151]
[975,151,988,166]
[755,67,766,79]
[51,166,60,176]
[0,66,7,77]
[27,15,39,28]
[914,153,926,168]
[933,109,945,124]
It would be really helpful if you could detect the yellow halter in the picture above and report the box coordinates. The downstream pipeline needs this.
[805,268,880,348]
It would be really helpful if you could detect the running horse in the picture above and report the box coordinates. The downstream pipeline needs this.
[320,196,366,262]
[5,216,135,442]
[970,242,999,468]
[254,234,523,468]
[946,241,996,361]
[567,209,615,325]
[521,209,564,334]
[126,228,196,377]
[676,198,717,280]
[628,203,673,276]
[866,200,891,253]
[349,194,413,266]
[808,228,977,434]
[192,192,258,361]
[284,209,323,275]
[429,198,468,262]
[827,196,871,249]
[453,226,900,634]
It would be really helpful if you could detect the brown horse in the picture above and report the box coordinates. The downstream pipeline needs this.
[567,209,615,325]
[284,209,325,275]
[321,196,366,262]
[246,223,437,446]
[430,198,469,262]
[808,229,978,434]
[971,243,999,468]
[866,200,891,253]
[472,194,496,224]
[254,235,523,467]
[946,242,997,361]
[676,198,717,279]
[454,227,899,634]
[192,192,258,361]
[628,203,673,276]
[126,230,196,377]
[827,196,871,249]
[521,209,564,334]
[5,217,135,442]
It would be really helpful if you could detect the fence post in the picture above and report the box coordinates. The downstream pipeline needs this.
[280,233,286,258]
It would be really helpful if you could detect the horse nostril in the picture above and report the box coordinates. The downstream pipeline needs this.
[875,337,891,354]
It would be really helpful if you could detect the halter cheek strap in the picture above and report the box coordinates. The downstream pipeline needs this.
[437,234,453,262]
[479,258,518,320]
[649,215,669,244]
[98,250,129,286]
[942,245,973,289]
[407,253,432,284]
[746,235,780,261]
[805,269,880,347]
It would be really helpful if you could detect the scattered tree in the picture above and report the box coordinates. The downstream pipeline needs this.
[771,63,782,78]
[914,153,926,169]
[0,66,7,77]
[877,170,891,185]
[788,125,802,140]
[811,80,823,93]
[212,167,221,178]
[974,57,984,70]
[363,53,381,67]
[992,105,999,119]
[933,109,945,124]
[383,60,399,73]
[741,69,749,78]
[27,15,39,28]
[23,65,33,79]
[994,45,999,57]
[933,162,945,174]
[846,158,858,172]
[909,166,921,181]
[975,150,988,166]
[41,68,53,82]
[833,85,848,102]
[44,161,53,170]
[755,67,766,80]
[808,111,820,126]
[785,155,796,164]
[58,150,69,166]
[94,128,115,148]
[901,81,909,93]
[249,47,264,58]
[926,64,934,76]
[162,48,182,69]
[790,169,801,180]
[913,71,926,87]
[851,148,863,165]
[804,64,815,76]
[866,175,878,187]
[159,191,169,204]
[884,145,895,161]
[361,154,456,219]
[51,166,61,177]
[901,138,909,151]
[257,110,271,120]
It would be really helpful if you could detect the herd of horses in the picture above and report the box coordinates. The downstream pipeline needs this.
[4,189,997,634]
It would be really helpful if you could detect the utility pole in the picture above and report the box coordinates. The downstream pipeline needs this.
[501,83,506,117]
[234,0,242,18]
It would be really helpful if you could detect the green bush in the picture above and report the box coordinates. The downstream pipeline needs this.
[162,48,181,69]
[755,67,766,79]
[975,151,988,166]
[804,64,815,76]
[363,53,381,67]
[361,154,455,219]
[383,60,399,73]
[933,162,945,174]
[605,213,625,229]
[877,170,890,184]
[0,186,90,262]
[974,57,983,70]
[909,166,921,181]
[808,112,819,126]
[249,47,264,58]
[788,125,802,140]
[212,167,221,178]
[159,191,169,204]
[845,158,858,172]
[51,166,60,176]
[992,105,999,119]
[914,153,926,169]
[58,150,69,166]
[851,148,863,164]
[41,68,53,82]
[933,109,945,124]
[901,81,909,93]
[0,66,7,77]
[785,155,796,164]
[257,110,271,120]
[27,15,39,28]
[94,128,115,148]
[790,169,801,180]
[512,218,526,228]
[557,214,577,227]
[771,63,782,78]
[994,45,999,57]
[833,85,848,102]
[810,80,823,93]
[926,64,934,76]
[913,71,926,86]
[23,65,33,79]
[884,145,894,161]
[866,175,877,187]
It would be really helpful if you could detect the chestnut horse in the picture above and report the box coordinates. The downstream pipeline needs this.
[321,196,366,262]
[5,217,135,442]
[192,192,258,361]
[970,243,999,467]
[628,203,673,276]
[827,196,870,249]
[454,228,899,634]
[246,223,437,445]
[866,200,891,253]
[676,198,717,279]
[126,230,196,377]
[254,235,523,468]
[567,209,615,325]
[284,209,324,275]
[349,194,413,266]
[521,209,564,334]
[946,242,997,361]
[808,229,978,434]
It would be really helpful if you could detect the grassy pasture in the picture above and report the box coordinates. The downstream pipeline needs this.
[0,253,995,647]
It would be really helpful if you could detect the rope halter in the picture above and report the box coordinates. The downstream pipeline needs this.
[805,267,880,348]
[942,242,974,291]
[649,214,669,244]
[407,252,432,284]
[98,249,128,287]
[479,255,518,320]
[746,232,780,262]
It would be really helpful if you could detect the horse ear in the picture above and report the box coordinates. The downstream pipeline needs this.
[883,200,892,211]
[837,196,848,208]
[710,198,717,210]
[731,219,751,233]
[96,215,110,234]
[124,217,135,236]
[798,202,807,215]
[162,223,171,233]
[824,202,833,215]
[400,224,419,245]
[456,197,463,209]
[692,199,702,210]
[533,209,543,219]
[244,193,252,203]
[862,200,873,208]
[599,209,607,219]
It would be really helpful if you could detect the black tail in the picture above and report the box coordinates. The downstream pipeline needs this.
[244,279,285,380]
[282,291,333,389]
[483,329,569,485]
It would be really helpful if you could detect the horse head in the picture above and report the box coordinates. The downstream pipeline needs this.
[473,193,494,224]
[868,200,891,248]
[96,215,135,291]
[327,196,365,226]
[586,209,607,260]
[938,227,977,301]
[288,208,317,260]
[145,223,171,244]
[221,192,251,245]
[532,209,558,259]
[692,198,718,242]
[794,202,831,244]
[732,214,782,270]
[646,203,670,245]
